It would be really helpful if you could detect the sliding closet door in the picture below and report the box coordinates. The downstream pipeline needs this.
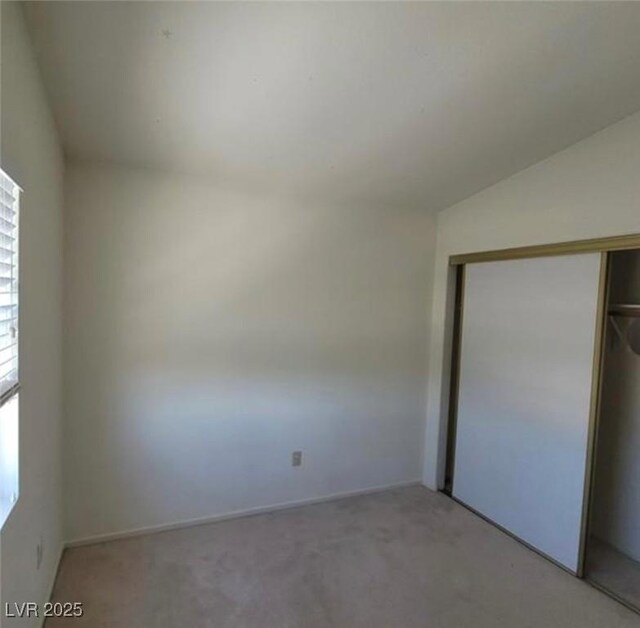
[452,253,603,572]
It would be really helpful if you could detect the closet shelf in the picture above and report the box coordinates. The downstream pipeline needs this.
[608,304,640,318]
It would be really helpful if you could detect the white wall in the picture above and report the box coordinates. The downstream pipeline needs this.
[64,162,435,542]
[0,2,65,625]
[423,110,640,490]
[591,251,640,562]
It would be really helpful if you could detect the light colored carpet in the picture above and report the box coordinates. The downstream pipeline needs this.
[47,486,639,627]
[587,536,640,611]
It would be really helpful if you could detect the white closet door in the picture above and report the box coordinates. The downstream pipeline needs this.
[453,253,602,572]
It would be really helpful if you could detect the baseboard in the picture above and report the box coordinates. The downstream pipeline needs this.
[65,480,423,548]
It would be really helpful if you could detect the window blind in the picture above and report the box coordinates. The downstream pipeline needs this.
[0,170,19,405]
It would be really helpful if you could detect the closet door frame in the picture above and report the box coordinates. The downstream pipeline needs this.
[443,232,640,579]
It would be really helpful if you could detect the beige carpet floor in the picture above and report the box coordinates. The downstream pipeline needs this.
[47,486,640,627]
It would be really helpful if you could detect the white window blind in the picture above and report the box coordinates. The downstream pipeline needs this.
[0,169,19,405]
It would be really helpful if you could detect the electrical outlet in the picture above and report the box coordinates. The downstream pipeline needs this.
[36,537,43,570]
[292,451,302,467]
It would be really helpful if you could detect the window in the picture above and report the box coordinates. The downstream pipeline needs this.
[0,169,19,402]
[0,167,19,528]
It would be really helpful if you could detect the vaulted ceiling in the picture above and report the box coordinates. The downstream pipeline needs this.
[24,2,640,210]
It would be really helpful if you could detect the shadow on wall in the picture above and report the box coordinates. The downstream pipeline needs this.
[64,165,435,540]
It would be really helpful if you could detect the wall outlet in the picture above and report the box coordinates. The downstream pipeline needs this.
[36,536,43,570]
[292,451,302,467]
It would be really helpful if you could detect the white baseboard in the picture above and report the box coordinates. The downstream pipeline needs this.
[65,480,423,548]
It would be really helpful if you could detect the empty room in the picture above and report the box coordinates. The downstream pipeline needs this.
[2,1,640,626]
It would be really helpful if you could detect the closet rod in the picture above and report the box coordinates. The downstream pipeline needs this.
[608,304,640,317]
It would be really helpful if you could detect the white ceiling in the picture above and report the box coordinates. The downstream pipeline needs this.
[24,2,640,211]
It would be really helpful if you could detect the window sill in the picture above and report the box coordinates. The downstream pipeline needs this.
[0,490,18,531]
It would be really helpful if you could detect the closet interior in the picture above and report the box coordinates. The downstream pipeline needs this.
[586,249,640,611]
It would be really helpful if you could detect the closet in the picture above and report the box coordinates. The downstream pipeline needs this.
[586,250,640,610]
[444,237,640,611]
